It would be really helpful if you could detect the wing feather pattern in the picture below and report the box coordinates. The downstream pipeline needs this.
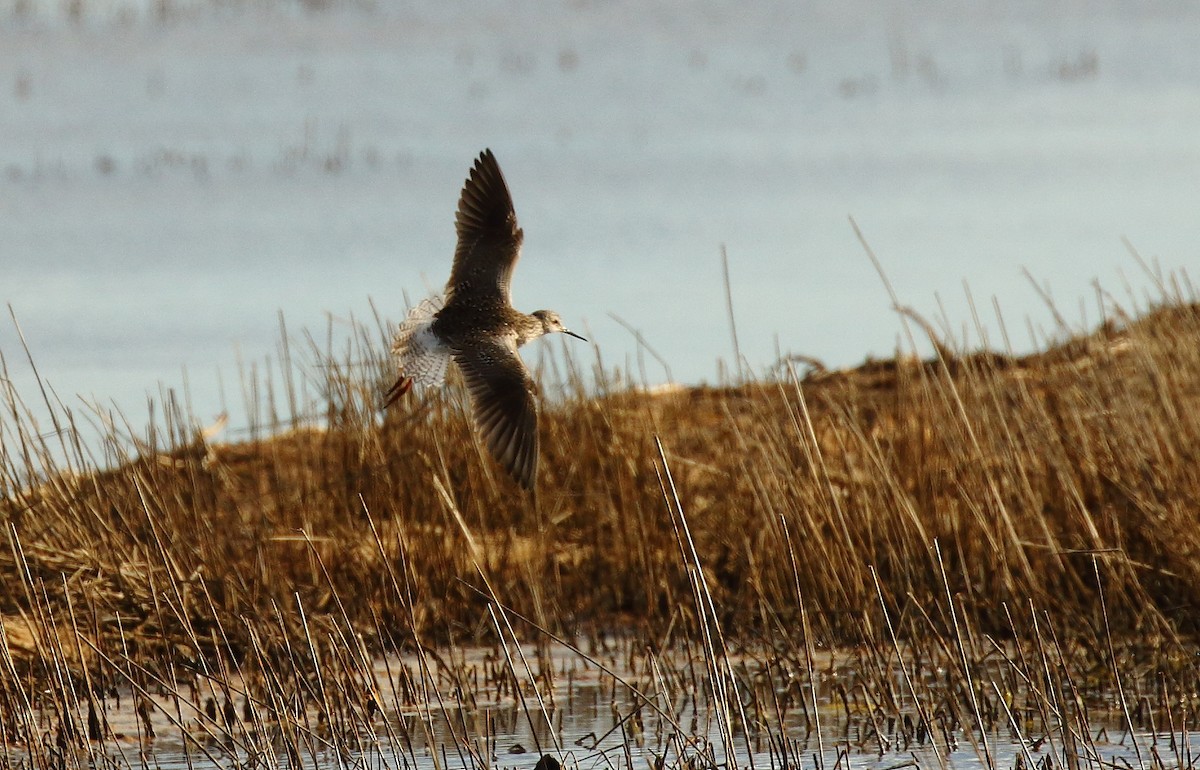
[453,338,538,490]
[446,149,523,305]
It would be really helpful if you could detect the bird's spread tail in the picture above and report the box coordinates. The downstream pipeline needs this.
[388,296,451,404]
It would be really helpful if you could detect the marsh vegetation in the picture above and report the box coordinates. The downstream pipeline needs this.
[3,282,1200,770]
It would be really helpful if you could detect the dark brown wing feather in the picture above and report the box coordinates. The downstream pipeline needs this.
[453,338,539,490]
[446,149,523,306]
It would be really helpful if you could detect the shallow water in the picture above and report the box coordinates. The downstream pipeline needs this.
[2,0,1199,441]
[6,642,1189,770]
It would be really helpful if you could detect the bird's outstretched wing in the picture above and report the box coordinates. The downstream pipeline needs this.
[453,338,539,490]
[446,149,523,306]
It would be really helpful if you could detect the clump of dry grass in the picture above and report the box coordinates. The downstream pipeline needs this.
[2,290,1200,768]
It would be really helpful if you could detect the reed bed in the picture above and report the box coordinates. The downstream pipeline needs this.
[2,286,1200,770]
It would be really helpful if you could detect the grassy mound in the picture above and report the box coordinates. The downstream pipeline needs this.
[3,301,1199,679]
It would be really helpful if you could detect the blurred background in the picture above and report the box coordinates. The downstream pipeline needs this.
[2,0,1198,436]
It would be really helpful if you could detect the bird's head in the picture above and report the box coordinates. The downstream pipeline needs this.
[531,310,587,341]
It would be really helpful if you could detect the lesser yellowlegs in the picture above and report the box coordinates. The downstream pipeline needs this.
[386,149,586,490]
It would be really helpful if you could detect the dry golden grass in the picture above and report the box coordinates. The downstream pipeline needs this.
[3,302,1200,662]
[3,296,1200,765]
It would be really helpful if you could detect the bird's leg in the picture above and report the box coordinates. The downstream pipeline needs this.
[383,376,413,408]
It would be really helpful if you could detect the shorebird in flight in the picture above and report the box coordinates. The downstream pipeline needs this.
[386,149,586,490]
